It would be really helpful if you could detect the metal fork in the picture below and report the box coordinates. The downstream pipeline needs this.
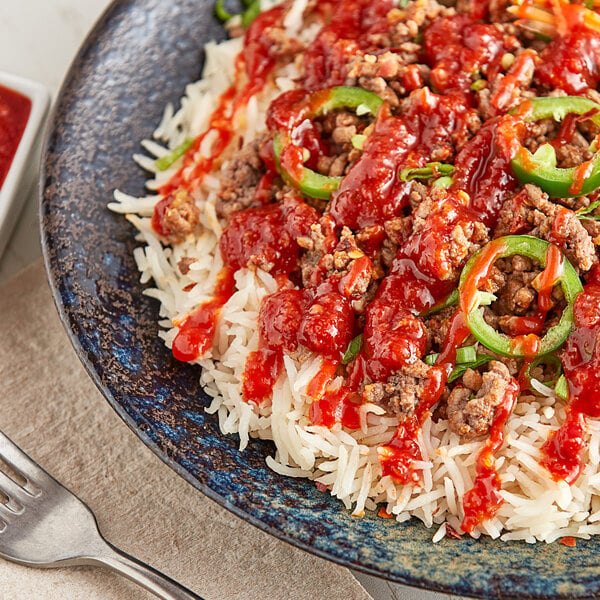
[0,430,203,599]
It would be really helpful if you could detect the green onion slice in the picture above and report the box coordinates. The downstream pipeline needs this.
[342,334,363,365]
[399,162,454,182]
[554,374,569,400]
[155,138,194,171]
[447,355,493,383]
[576,198,600,221]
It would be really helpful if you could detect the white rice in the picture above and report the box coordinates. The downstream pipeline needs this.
[109,0,600,543]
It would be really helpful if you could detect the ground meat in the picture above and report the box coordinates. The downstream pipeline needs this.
[329,112,359,146]
[346,51,429,105]
[546,206,598,272]
[262,24,305,60]
[407,187,489,280]
[447,360,513,438]
[479,264,506,295]
[408,182,429,211]
[478,48,536,119]
[298,222,332,284]
[363,359,432,417]
[177,256,197,275]
[555,142,595,169]
[555,194,595,212]
[299,224,375,311]
[380,237,399,270]
[314,111,364,176]
[525,123,594,169]
[492,256,539,316]
[384,216,413,246]
[495,184,598,272]
[424,306,456,351]
[352,225,397,278]
[522,118,559,154]
[216,134,268,219]
[160,189,201,243]
[360,232,399,280]
[374,0,454,49]
[316,151,356,177]
[582,217,600,245]
[320,110,361,148]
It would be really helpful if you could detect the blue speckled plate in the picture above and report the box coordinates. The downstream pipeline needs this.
[40,1,600,597]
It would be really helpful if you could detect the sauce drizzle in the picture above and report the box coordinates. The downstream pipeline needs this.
[462,378,519,532]
[172,267,236,362]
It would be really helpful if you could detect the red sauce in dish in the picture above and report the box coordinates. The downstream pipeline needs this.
[242,286,355,404]
[329,92,476,229]
[425,14,512,96]
[542,409,587,484]
[452,116,521,228]
[0,85,31,190]
[437,310,472,367]
[309,385,362,430]
[490,50,538,114]
[376,310,472,485]
[242,287,355,409]
[326,103,413,229]
[219,195,318,276]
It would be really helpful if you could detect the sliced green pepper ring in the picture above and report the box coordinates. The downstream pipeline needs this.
[459,235,583,358]
[273,134,342,200]
[510,96,600,198]
[273,86,384,200]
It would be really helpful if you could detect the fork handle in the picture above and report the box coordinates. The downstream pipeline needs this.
[89,540,204,600]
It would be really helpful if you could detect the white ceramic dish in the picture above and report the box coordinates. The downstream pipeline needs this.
[0,71,50,259]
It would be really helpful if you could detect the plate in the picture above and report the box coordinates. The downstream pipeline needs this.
[40,1,600,597]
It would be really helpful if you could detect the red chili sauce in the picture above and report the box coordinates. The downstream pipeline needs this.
[172,267,236,362]
[541,284,600,483]
[302,0,394,91]
[425,14,514,97]
[330,91,477,229]
[154,6,286,202]
[0,85,31,190]
[461,378,519,532]
[537,28,600,95]
[377,366,446,484]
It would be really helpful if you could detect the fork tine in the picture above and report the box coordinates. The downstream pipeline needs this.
[0,431,49,493]
[0,490,24,514]
[0,470,36,505]
[0,499,20,524]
